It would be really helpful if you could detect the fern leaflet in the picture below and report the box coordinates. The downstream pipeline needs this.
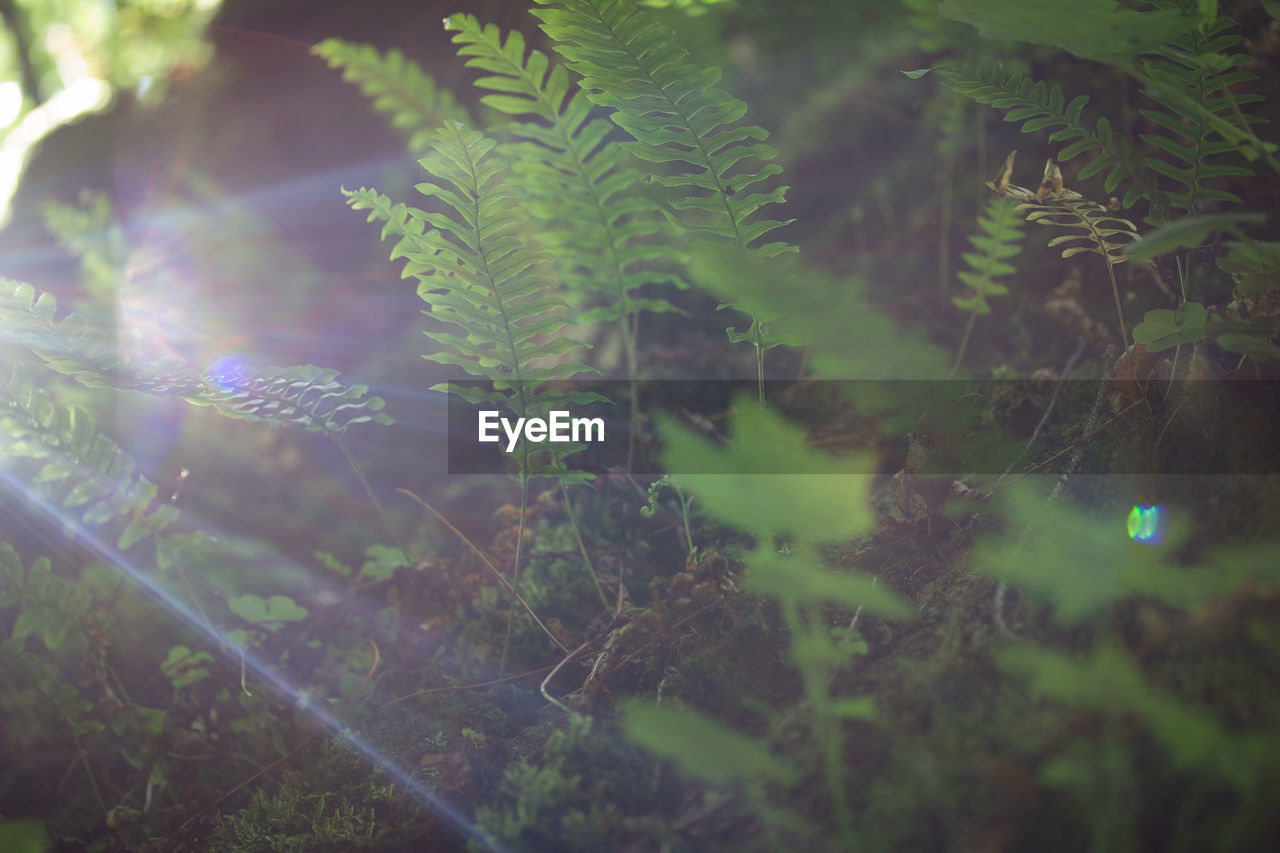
[530,0,792,254]
[343,122,598,434]
[1137,17,1260,215]
[0,280,393,434]
[932,60,1165,216]
[444,14,681,329]
[1,366,179,551]
[312,39,470,152]
[951,196,1024,372]
[990,153,1139,347]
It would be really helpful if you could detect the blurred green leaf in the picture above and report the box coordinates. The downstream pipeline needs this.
[1132,302,1207,351]
[621,700,797,787]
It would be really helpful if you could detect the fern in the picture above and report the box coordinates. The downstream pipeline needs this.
[312,39,470,152]
[1136,17,1260,215]
[0,280,393,434]
[990,154,1139,346]
[347,120,609,646]
[40,191,126,306]
[1,364,179,552]
[930,60,1165,216]
[344,123,597,423]
[951,196,1025,372]
[444,15,681,324]
[529,0,794,397]
[444,14,683,468]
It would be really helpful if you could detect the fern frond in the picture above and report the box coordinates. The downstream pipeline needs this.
[0,280,392,434]
[445,15,682,326]
[0,367,179,551]
[40,192,126,305]
[1137,17,1260,215]
[934,60,1165,215]
[312,39,470,151]
[529,0,793,256]
[990,154,1139,345]
[953,197,1024,316]
[344,122,597,421]
[1018,199,1139,267]
[950,196,1024,373]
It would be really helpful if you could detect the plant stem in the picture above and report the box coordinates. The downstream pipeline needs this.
[952,311,977,376]
[559,478,610,608]
[499,467,529,677]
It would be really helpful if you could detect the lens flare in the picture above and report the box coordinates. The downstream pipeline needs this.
[1127,505,1162,544]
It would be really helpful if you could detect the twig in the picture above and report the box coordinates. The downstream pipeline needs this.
[378,666,551,712]
[396,488,570,656]
[540,641,593,715]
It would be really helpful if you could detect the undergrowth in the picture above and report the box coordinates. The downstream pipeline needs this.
[2,1,1279,851]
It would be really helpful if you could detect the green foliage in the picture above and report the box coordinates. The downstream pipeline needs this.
[444,14,682,330]
[1123,211,1266,261]
[530,0,792,256]
[0,819,48,853]
[1218,238,1280,296]
[972,484,1213,623]
[40,191,127,306]
[620,699,796,787]
[999,643,1271,792]
[1132,302,1208,351]
[1137,17,1262,214]
[530,0,795,385]
[651,397,908,842]
[939,0,1195,64]
[686,248,950,378]
[210,740,434,852]
[0,365,179,551]
[311,39,469,152]
[0,280,393,434]
[344,123,596,425]
[930,60,1163,213]
[953,196,1023,316]
[228,594,310,628]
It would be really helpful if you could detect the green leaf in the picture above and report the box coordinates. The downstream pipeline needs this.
[939,0,1195,64]
[0,819,49,853]
[1217,240,1280,295]
[1214,333,1280,361]
[658,395,875,543]
[1000,643,1264,791]
[1131,302,1207,351]
[228,594,309,626]
[620,700,797,787]
[1123,213,1267,261]
[971,483,1211,623]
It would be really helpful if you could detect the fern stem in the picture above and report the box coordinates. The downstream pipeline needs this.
[331,434,409,563]
[559,478,609,608]
[624,312,639,473]
[754,322,765,406]
[952,311,977,376]
[1103,256,1129,351]
[499,468,530,677]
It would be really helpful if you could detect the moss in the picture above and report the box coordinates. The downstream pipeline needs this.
[207,740,454,852]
